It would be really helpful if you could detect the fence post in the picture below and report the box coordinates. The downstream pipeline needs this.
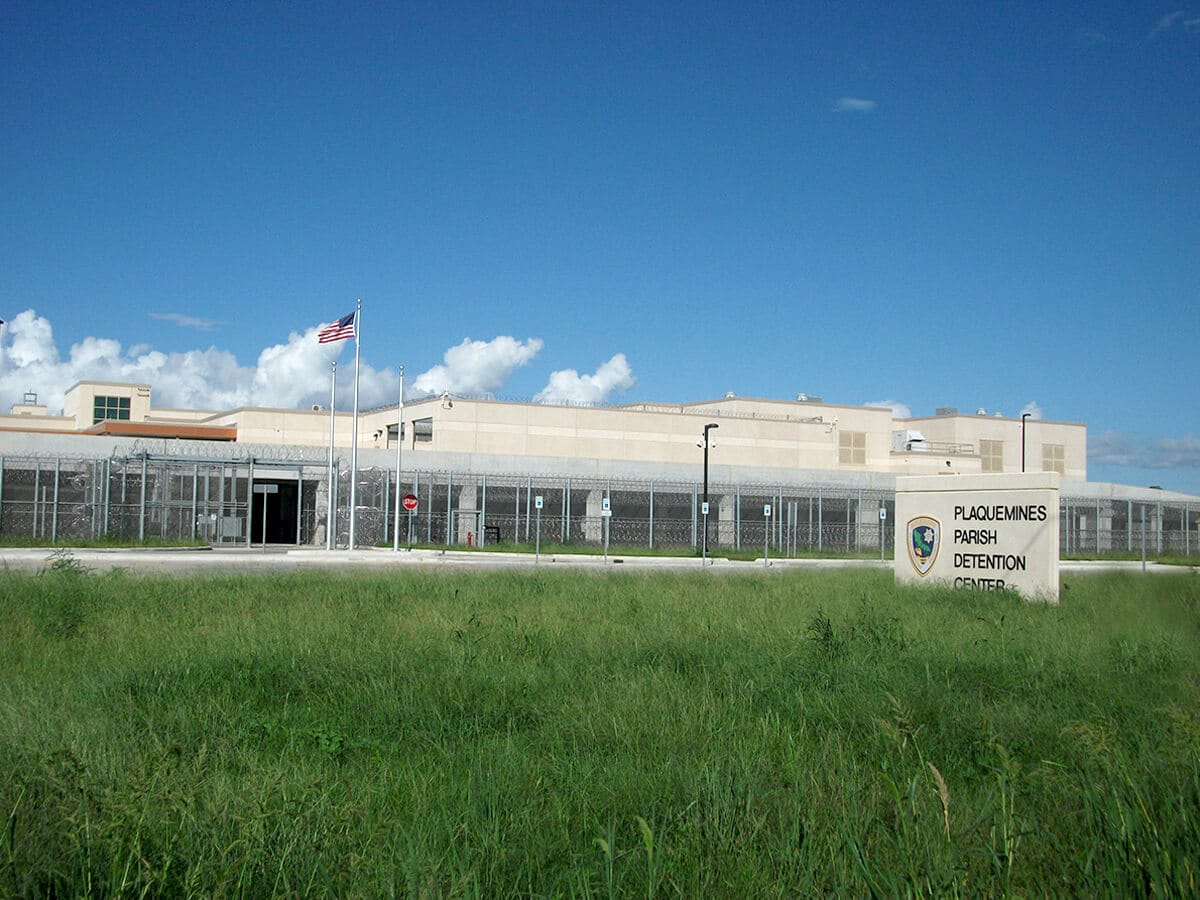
[51,457,61,543]
[481,475,488,548]
[817,487,823,551]
[691,483,698,550]
[562,478,570,543]
[246,458,255,549]
[102,459,110,537]
[645,481,653,549]
[383,468,391,545]
[87,461,95,540]
[295,465,303,545]
[736,486,741,551]
[139,455,147,542]
[31,461,40,540]
[446,471,453,546]
[808,495,813,551]
[191,464,199,542]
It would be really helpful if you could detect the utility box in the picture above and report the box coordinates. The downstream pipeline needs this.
[892,430,927,452]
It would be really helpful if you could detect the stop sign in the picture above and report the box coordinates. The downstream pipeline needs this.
[402,493,419,512]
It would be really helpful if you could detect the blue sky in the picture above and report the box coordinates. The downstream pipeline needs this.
[2,2,1198,492]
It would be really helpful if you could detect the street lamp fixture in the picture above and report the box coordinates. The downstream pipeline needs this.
[702,423,718,558]
[1021,413,1031,472]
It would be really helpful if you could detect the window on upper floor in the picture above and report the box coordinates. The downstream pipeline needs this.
[838,430,866,466]
[980,439,1004,473]
[1042,443,1065,475]
[93,395,131,424]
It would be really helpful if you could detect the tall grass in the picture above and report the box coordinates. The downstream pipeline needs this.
[1,565,1197,895]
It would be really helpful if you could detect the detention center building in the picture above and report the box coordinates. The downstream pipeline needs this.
[0,380,1194,557]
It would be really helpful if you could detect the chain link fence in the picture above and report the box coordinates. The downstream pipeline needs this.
[0,452,1196,557]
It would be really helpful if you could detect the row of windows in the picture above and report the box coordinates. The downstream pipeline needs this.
[842,431,1067,474]
[93,395,131,424]
[385,418,435,446]
[981,440,1066,475]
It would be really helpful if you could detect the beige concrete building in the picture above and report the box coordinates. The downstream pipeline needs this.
[0,381,1088,484]
[0,380,1193,557]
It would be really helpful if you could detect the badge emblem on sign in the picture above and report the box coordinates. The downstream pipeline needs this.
[907,516,940,576]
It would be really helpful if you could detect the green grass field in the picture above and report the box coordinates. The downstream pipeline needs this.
[1,566,1197,896]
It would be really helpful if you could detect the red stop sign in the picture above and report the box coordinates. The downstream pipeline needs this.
[402,493,419,512]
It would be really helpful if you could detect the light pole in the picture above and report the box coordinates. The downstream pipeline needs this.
[702,423,718,558]
[1021,412,1031,472]
[392,365,404,551]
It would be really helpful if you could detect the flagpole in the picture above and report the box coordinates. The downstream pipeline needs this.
[326,360,336,551]
[348,298,362,550]
[392,364,404,552]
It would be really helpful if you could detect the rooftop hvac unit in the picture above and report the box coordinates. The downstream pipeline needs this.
[892,429,927,452]
[935,407,958,416]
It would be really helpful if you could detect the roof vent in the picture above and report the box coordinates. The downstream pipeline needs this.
[976,408,987,416]
[935,407,957,416]
[725,391,736,398]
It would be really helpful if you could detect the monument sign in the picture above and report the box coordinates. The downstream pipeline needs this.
[894,473,1060,602]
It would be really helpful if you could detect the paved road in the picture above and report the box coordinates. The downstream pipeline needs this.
[1,546,1192,577]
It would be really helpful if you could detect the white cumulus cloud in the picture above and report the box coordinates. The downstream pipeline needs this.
[835,97,876,112]
[1149,10,1186,38]
[149,312,218,331]
[410,336,543,397]
[1,313,626,415]
[4,310,59,369]
[1144,435,1200,469]
[535,354,636,405]
[1019,401,1043,419]
[0,310,395,412]
[866,399,912,419]
[1089,431,1200,470]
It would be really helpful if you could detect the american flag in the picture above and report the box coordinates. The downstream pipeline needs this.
[317,312,355,344]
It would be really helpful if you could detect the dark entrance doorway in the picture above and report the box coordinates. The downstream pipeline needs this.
[249,481,300,544]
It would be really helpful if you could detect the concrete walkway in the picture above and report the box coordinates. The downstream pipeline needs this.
[0,545,1194,577]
